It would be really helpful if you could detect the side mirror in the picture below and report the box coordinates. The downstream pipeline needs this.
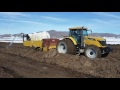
[90,29,92,34]
[88,29,92,36]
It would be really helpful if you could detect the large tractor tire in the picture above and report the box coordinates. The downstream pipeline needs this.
[85,45,101,59]
[56,39,76,54]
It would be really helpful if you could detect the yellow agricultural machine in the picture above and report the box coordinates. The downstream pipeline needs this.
[22,26,112,59]
[56,26,112,59]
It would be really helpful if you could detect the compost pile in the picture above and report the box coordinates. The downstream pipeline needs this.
[0,42,120,78]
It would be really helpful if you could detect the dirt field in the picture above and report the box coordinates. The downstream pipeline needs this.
[0,42,120,78]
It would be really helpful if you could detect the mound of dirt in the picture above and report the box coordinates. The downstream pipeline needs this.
[44,49,58,58]
[0,42,120,78]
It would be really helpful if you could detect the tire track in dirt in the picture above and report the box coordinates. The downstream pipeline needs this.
[0,48,99,78]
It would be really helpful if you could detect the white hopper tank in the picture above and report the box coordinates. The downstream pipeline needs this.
[28,31,50,41]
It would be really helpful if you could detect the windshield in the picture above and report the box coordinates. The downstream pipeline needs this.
[69,30,88,36]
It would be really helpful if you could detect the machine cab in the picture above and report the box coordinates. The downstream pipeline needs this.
[69,27,88,44]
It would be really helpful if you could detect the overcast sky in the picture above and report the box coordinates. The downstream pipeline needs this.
[0,12,120,34]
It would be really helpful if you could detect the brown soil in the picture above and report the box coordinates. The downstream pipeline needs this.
[0,42,120,78]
